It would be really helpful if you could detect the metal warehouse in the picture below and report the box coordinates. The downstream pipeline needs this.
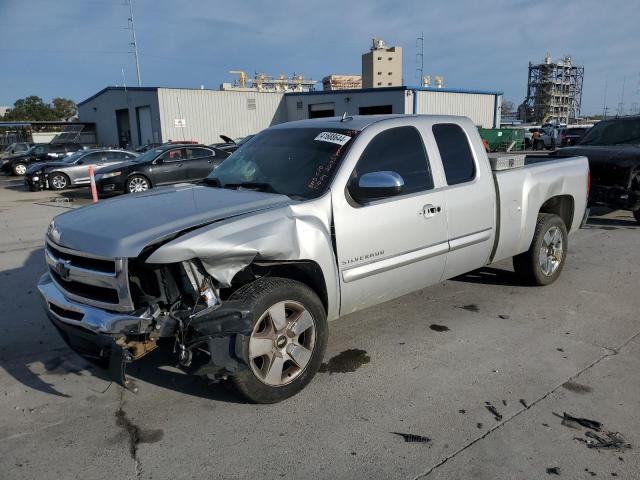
[78,86,502,147]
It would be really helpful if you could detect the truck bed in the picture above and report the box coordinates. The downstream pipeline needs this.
[488,154,589,264]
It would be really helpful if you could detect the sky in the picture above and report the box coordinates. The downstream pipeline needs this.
[0,0,639,116]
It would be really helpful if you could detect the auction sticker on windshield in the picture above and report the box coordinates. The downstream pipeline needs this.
[314,131,352,146]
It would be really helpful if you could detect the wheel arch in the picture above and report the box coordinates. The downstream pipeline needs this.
[248,260,329,316]
[127,172,153,188]
[538,195,575,230]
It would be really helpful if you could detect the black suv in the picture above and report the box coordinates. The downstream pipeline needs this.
[95,144,223,194]
[3,143,84,176]
[555,116,640,223]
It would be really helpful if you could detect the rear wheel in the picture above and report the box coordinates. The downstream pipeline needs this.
[12,163,27,176]
[126,175,150,193]
[49,172,69,190]
[513,213,568,286]
[230,277,328,404]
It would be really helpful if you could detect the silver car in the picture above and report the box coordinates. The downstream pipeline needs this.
[25,149,138,191]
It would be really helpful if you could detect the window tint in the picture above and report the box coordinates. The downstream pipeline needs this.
[160,148,185,162]
[186,147,213,159]
[353,126,433,195]
[83,152,105,162]
[432,123,476,185]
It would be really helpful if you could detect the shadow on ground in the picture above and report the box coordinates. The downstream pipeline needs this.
[453,266,523,287]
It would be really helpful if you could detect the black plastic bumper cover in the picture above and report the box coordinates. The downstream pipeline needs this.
[47,312,130,388]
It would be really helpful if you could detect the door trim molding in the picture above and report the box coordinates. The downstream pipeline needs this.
[340,227,493,283]
[342,241,449,283]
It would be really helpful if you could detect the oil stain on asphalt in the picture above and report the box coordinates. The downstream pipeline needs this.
[562,381,593,394]
[319,349,370,374]
[458,304,480,312]
[429,324,450,332]
[115,406,163,458]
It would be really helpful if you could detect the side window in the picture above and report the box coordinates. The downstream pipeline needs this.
[159,148,185,162]
[353,126,433,195]
[83,152,104,163]
[186,148,213,159]
[432,123,476,185]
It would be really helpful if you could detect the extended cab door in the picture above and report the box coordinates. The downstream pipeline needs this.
[332,124,448,316]
[431,122,495,279]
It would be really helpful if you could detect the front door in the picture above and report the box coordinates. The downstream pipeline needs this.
[332,125,448,316]
[152,148,190,185]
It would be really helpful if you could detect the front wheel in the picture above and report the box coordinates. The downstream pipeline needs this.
[513,213,568,286]
[49,172,69,190]
[126,175,150,193]
[12,163,27,176]
[230,277,328,404]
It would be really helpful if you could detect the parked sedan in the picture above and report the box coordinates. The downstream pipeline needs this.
[559,127,590,147]
[2,142,84,175]
[24,149,137,191]
[0,142,32,159]
[95,144,222,194]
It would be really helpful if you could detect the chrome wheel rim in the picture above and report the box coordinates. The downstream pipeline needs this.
[539,226,563,276]
[15,164,26,175]
[52,175,67,189]
[248,300,316,387]
[128,177,148,192]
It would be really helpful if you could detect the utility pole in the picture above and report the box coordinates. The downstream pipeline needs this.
[127,0,142,86]
[415,32,424,85]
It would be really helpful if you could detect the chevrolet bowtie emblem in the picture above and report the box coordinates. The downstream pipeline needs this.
[55,259,72,281]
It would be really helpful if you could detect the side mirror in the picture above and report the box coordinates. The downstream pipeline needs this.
[349,171,404,203]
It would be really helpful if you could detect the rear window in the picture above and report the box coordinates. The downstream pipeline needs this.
[432,123,476,185]
[579,119,640,146]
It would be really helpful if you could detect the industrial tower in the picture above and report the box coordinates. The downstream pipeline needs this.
[521,54,584,124]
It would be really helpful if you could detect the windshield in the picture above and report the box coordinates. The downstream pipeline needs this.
[207,127,359,199]
[132,148,163,162]
[62,151,85,164]
[579,119,640,146]
[4,143,16,152]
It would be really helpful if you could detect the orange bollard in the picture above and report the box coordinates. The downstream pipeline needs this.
[88,165,98,203]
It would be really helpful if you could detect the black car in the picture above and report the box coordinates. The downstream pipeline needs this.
[555,116,640,223]
[559,127,590,147]
[95,144,223,194]
[209,134,255,155]
[2,142,84,176]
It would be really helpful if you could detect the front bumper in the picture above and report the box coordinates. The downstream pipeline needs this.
[24,174,45,191]
[38,272,150,388]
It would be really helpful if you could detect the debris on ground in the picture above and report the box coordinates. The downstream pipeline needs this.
[498,314,510,319]
[546,467,561,475]
[429,324,450,332]
[556,412,602,431]
[485,402,503,421]
[584,468,597,476]
[519,399,528,408]
[318,349,370,374]
[476,422,483,429]
[458,409,466,414]
[555,412,632,452]
[502,399,507,406]
[391,432,431,443]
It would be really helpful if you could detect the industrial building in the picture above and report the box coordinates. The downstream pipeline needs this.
[78,85,502,147]
[322,75,362,91]
[520,53,584,124]
[362,38,402,88]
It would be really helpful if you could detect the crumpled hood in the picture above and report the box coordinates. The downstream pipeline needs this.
[50,184,294,258]
[27,161,66,174]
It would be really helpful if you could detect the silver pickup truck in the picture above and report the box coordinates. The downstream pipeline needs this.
[38,115,589,403]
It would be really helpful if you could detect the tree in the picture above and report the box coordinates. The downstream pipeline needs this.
[501,100,515,115]
[51,97,77,120]
[1,96,77,121]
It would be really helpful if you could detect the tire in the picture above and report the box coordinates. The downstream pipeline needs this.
[230,277,328,404]
[513,213,568,286]
[633,209,640,225]
[12,163,27,176]
[49,172,69,190]
[126,175,150,193]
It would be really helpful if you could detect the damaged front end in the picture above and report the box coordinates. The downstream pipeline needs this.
[39,254,255,390]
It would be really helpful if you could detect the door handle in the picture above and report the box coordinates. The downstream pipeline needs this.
[420,204,442,218]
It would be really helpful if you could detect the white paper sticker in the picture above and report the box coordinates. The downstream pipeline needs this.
[314,131,351,146]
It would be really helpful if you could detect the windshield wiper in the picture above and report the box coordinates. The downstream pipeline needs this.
[223,182,277,193]
[202,177,221,187]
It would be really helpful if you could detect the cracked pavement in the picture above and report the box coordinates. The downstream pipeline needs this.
[0,177,639,479]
